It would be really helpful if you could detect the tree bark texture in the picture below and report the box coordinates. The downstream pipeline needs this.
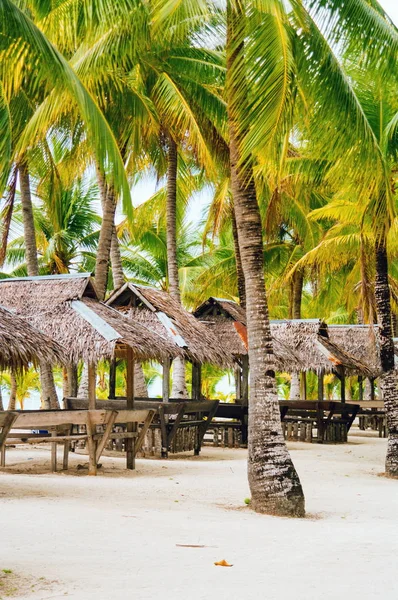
[232,210,246,308]
[166,135,188,398]
[95,184,117,301]
[0,377,3,411]
[78,363,90,398]
[226,2,304,517]
[8,372,17,410]
[20,160,59,409]
[134,363,148,397]
[374,236,398,476]
[292,269,304,320]
[19,162,39,277]
[289,373,300,400]
[97,165,125,292]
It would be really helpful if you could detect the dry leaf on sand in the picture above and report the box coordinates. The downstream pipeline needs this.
[214,559,233,567]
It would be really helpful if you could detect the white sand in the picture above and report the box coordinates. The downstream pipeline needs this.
[1,430,397,600]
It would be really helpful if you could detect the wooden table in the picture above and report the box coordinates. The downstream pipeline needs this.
[0,408,155,474]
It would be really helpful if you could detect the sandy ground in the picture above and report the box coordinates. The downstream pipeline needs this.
[0,429,397,600]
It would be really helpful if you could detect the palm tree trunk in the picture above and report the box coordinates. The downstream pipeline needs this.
[374,235,398,476]
[292,269,304,320]
[231,210,246,308]
[78,363,90,397]
[110,230,125,290]
[95,184,117,301]
[20,160,59,409]
[96,165,125,292]
[134,363,148,397]
[289,270,304,399]
[19,162,39,277]
[0,375,3,411]
[227,1,304,516]
[8,372,17,410]
[166,134,188,399]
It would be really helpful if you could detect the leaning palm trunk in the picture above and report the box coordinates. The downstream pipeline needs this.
[231,210,246,308]
[134,363,148,397]
[0,377,3,410]
[97,165,125,292]
[289,270,303,400]
[8,372,17,410]
[166,135,188,399]
[374,235,398,476]
[226,2,304,516]
[20,161,60,409]
[95,184,117,301]
[78,364,90,398]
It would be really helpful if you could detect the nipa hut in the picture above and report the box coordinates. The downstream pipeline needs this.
[0,304,65,370]
[106,283,232,400]
[0,274,182,410]
[194,297,372,402]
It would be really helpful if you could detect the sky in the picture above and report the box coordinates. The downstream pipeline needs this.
[379,0,398,25]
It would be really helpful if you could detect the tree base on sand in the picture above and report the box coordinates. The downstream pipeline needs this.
[380,371,398,477]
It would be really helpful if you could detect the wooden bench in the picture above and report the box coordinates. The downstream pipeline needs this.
[279,401,359,443]
[0,408,155,475]
[356,401,386,437]
[65,398,219,458]
[205,400,359,445]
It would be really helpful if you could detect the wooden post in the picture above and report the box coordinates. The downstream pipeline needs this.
[67,364,78,397]
[241,355,249,406]
[126,348,135,469]
[235,364,242,402]
[318,369,324,402]
[191,362,202,401]
[109,358,116,399]
[87,363,96,410]
[358,375,363,402]
[162,358,171,403]
[340,367,346,403]
[300,371,307,400]
[370,378,375,401]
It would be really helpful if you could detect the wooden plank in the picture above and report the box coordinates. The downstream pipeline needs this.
[51,429,57,473]
[158,404,168,458]
[85,411,97,476]
[0,412,18,467]
[126,347,135,470]
[88,363,97,410]
[6,435,88,444]
[96,410,118,463]
[109,358,116,399]
[166,404,186,448]
[196,400,219,455]
[134,410,156,457]
[162,358,171,403]
[14,410,109,428]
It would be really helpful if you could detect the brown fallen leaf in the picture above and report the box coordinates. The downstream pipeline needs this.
[214,559,233,567]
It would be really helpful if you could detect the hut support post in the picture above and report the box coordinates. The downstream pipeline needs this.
[340,367,346,403]
[318,369,324,402]
[300,372,307,400]
[241,355,249,406]
[358,376,363,401]
[126,348,135,469]
[235,364,242,403]
[109,358,116,399]
[370,378,376,401]
[192,362,202,401]
[162,358,171,402]
[88,363,96,410]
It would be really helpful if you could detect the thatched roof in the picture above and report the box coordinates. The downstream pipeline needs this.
[106,283,231,366]
[0,304,66,369]
[327,324,382,377]
[194,298,372,375]
[193,297,302,372]
[0,275,181,364]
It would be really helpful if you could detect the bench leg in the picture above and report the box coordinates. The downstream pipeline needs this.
[51,430,57,472]
[85,413,97,476]
[63,441,70,470]
[1,445,5,467]
[0,413,18,468]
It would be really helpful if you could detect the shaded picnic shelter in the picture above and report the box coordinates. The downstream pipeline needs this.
[106,282,231,401]
[193,297,376,444]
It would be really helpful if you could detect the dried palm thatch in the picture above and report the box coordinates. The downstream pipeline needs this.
[107,283,232,367]
[194,297,372,375]
[0,304,66,369]
[193,297,302,372]
[327,324,382,377]
[0,275,181,364]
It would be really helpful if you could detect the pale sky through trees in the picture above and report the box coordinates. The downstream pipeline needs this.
[379,0,398,24]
